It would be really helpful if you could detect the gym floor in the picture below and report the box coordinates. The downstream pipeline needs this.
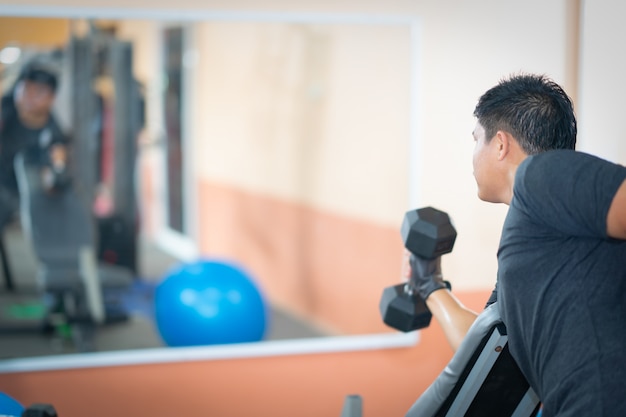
[0,223,330,361]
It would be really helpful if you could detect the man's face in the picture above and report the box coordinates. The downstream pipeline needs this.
[14,79,55,118]
[472,121,502,203]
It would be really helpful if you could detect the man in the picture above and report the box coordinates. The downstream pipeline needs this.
[0,61,70,230]
[407,73,626,416]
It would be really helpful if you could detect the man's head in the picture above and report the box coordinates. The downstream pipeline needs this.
[471,74,577,204]
[473,73,577,154]
[13,63,59,126]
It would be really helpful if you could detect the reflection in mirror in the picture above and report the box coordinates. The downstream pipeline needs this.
[0,11,419,373]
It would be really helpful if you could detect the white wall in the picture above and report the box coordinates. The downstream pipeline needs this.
[0,0,578,291]
[577,0,626,163]
[391,1,573,289]
[192,22,411,225]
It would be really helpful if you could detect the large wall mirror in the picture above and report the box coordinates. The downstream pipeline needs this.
[0,7,420,373]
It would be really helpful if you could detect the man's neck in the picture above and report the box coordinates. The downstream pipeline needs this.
[503,155,529,205]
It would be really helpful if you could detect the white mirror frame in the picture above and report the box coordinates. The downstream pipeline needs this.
[0,5,422,374]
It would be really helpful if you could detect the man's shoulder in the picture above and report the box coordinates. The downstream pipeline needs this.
[518,149,608,178]
[513,150,592,203]
[522,148,578,165]
[515,149,626,204]
[516,150,568,183]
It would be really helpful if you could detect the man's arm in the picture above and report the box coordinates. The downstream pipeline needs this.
[426,289,478,352]
[607,178,626,239]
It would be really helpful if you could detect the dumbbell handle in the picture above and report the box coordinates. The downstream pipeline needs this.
[404,279,452,297]
[406,253,451,300]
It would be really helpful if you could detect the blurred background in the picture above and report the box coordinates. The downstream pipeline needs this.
[0,17,408,359]
[0,1,624,416]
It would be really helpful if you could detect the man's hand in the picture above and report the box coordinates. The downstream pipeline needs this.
[40,144,71,194]
[403,249,449,301]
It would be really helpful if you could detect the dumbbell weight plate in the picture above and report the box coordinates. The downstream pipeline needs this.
[379,284,432,332]
[401,207,457,259]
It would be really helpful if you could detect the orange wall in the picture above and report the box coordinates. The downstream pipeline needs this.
[196,179,404,335]
[0,290,490,417]
[0,18,69,48]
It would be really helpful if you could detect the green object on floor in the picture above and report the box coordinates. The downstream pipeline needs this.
[56,322,72,339]
[3,302,47,320]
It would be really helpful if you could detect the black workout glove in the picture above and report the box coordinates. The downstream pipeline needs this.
[408,254,451,301]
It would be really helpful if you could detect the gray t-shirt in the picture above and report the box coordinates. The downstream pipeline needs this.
[497,150,626,417]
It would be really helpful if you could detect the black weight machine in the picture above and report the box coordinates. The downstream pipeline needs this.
[67,22,143,276]
[339,302,540,416]
[0,22,144,352]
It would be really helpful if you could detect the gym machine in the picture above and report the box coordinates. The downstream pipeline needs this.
[22,403,58,417]
[0,24,142,352]
[67,23,143,275]
[27,24,144,351]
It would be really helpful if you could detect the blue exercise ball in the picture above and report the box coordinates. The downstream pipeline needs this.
[154,259,268,347]
[0,392,24,417]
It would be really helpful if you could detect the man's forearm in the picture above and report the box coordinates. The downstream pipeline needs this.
[426,289,478,352]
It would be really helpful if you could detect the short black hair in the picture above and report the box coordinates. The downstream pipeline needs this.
[473,73,577,154]
[17,62,58,93]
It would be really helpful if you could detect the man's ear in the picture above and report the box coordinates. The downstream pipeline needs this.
[494,130,513,161]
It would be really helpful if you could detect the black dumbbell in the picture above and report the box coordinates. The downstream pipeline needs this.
[379,207,457,332]
[22,403,58,417]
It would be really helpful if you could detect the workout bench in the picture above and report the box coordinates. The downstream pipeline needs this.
[13,152,133,351]
[340,302,541,417]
